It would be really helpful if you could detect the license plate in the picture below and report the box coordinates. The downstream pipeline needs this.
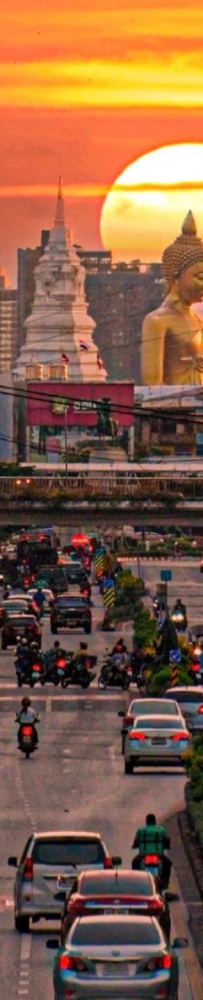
[103,962,128,977]
[57,669,65,676]
[22,736,31,743]
[152,738,166,745]
[57,876,74,887]
[104,907,129,914]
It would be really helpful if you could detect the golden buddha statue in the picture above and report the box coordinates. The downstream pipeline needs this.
[141,212,203,385]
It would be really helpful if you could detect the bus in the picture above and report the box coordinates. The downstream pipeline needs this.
[16,527,59,570]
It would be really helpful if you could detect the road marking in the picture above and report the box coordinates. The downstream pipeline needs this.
[108,745,117,771]
[20,934,32,962]
[0,692,126,701]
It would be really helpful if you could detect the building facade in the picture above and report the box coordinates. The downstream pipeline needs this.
[0,274,17,371]
[17,230,49,355]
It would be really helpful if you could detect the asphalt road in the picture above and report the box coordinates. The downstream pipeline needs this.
[123,556,203,628]
[0,578,200,1000]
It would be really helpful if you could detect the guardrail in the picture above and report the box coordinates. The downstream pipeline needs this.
[0,474,201,499]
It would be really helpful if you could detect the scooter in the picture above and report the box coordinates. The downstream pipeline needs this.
[16,716,40,759]
[132,852,171,892]
[61,655,97,689]
[98,658,132,690]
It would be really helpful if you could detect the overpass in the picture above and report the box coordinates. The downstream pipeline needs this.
[1,500,203,529]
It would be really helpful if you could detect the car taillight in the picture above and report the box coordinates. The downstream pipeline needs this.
[69,898,83,915]
[172,733,189,741]
[23,857,33,881]
[57,955,86,972]
[198,705,203,714]
[148,899,163,912]
[143,854,160,864]
[145,955,171,972]
[104,856,113,869]
[129,731,146,740]
[127,666,132,675]
[191,664,200,672]
[124,715,134,726]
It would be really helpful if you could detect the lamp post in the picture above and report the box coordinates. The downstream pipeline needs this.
[64,406,68,487]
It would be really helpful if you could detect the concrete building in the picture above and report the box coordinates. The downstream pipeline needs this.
[0,273,17,371]
[17,230,49,355]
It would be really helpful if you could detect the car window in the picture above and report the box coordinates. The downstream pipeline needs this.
[130,700,179,716]
[4,615,35,626]
[133,717,184,730]
[71,920,161,946]
[80,874,152,896]
[57,598,87,608]
[32,839,104,865]
[165,691,203,705]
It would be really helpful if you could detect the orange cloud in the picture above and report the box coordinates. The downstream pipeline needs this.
[1,54,203,107]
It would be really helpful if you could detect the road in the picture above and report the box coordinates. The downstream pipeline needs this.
[122,556,203,627]
[0,576,201,1000]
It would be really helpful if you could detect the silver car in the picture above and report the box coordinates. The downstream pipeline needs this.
[124,714,190,773]
[164,686,203,733]
[48,914,184,1000]
[8,830,114,932]
[119,698,184,753]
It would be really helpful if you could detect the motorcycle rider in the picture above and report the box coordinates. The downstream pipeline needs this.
[109,637,128,680]
[72,642,89,677]
[172,598,187,620]
[15,637,31,679]
[16,697,39,746]
[32,586,45,617]
[131,813,171,888]
[44,639,67,678]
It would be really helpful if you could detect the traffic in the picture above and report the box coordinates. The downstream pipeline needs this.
[0,526,202,1000]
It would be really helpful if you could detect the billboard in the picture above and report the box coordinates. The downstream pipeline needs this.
[26,382,134,428]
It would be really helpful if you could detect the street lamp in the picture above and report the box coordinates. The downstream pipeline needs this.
[64,406,68,487]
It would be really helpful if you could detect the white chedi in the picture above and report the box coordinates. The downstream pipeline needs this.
[13,178,107,382]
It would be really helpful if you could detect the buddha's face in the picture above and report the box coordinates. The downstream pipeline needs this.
[178,261,203,304]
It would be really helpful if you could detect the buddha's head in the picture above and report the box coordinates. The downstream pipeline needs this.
[162,212,203,305]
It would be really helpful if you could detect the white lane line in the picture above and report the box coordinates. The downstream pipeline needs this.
[62,748,71,755]
[0,692,125,700]
[108,746,117,772]
[20,935,32,963]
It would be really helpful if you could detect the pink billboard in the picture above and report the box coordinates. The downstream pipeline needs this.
[26,382,134,427]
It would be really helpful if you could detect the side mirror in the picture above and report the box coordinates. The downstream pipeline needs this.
[112,855,122,867]
[8,856,17,867]
[118,711,125,718]
[165,891,179,904]
[46,938,60,949]
[172,937,188,950]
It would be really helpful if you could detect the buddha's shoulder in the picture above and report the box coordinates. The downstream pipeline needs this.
[142,301,169,331]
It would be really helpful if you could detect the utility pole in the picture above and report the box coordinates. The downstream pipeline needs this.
[64,406,68,486]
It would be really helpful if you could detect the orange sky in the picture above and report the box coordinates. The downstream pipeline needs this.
[2,0,203,282]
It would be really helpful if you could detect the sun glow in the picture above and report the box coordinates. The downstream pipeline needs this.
[100,143,203,262]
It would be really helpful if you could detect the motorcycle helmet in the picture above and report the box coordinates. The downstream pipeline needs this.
[21,638,28,646]
[21,697,31,708]
[54,640,60,649]
[80,642,87,650]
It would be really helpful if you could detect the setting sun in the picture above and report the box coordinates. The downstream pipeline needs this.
[100,143,203,262]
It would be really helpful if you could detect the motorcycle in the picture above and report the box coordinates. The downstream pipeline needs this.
[171,609,187,632]
[16,716,40,759]
[61,654,97,689]
[98,657,132,690]
[132,852,170,892]
[41,653,67,687]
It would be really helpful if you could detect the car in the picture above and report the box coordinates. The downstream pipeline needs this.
[60,868,170,943]
[1,614,42,650]
[65,564,89,588]
[27,587,54,613]
[35,565,69,593]
[164,686,203,732]
[124,714,190,773]
[118,698,184,754]
[0,595,39,620]
[47,914,186,1000]
[50,593,92,634]
[8,829,115,932]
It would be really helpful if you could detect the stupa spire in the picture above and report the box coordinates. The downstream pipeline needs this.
[54,175,65,228]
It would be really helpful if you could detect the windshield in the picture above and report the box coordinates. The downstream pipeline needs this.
[133,717,185,730]
[57,597,87,608]
[80,873,152,896]
[131,700,179,716]
[71,920,160,946]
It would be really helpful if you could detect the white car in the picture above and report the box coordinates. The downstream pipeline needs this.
[124,714,190,773]
[27,587,54,613]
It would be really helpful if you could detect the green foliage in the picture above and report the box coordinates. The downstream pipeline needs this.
[184,734,203,802]
[112,569,143,622]
[134,608,157,649]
